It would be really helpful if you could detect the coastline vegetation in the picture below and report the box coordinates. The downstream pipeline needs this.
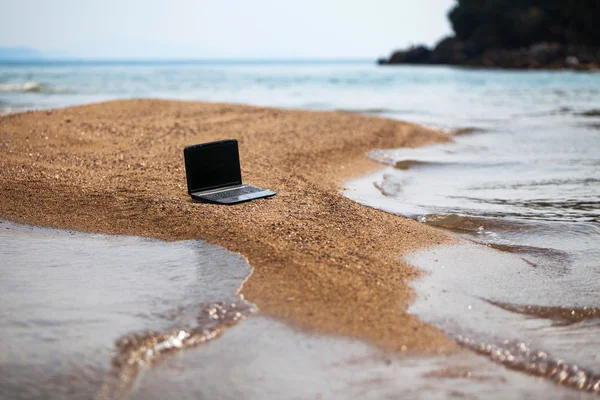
[379,0,600,70]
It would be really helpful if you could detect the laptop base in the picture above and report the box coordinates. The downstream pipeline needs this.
[191,188,276,205]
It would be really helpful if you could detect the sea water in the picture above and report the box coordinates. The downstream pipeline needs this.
[1,61,599,395]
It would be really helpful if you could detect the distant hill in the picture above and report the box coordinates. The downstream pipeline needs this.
[379,0,600,70]
[0,47,45,61]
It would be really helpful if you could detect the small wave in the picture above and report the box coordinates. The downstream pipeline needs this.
[510,106,600,119]
[483,299,600,326]
[511,107,573,118]
[373,175,404,197]
[451,127,489,136]
[0,81,44,92]
[523,107,600,118]
[457,336,600,394]
[470,197,600,214]
[97,300,255,400]
[419,213,539,234]
[551,106,574,115]
[577,109,600,118]
[582,123,600,130]
[334,107,413,115]
[485,243,572,276]
[470,178,600,190]
[0,106,30,115]
[442,195,600,223]
[0,81,63,93]
[393,159,446,170]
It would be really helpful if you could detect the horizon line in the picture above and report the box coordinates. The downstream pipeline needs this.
[0,57,376,63]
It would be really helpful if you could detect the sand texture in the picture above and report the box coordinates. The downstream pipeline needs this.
[0,99,456,353]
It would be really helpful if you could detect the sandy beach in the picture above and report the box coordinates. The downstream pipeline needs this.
[0,99,456,353]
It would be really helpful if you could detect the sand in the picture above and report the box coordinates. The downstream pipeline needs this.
[0,99,457,353]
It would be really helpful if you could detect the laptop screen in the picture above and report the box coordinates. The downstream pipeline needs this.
[184,140,242,193]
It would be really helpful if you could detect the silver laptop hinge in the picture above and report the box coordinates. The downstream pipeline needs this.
[192,184,245,196]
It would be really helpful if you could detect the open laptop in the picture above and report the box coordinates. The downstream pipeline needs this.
[183,139,276,205]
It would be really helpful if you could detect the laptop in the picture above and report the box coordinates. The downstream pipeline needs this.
[183,139,276,205]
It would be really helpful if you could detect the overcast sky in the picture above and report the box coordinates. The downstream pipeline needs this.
[0,0,455,59]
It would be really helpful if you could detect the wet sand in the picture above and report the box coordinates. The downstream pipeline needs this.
[0,99,455,353]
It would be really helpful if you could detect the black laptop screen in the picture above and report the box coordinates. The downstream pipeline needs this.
[184,141,242,193]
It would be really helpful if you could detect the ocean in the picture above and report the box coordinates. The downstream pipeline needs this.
[1,60,599,397]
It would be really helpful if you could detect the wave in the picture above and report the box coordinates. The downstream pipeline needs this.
[0,81,62,93]
[0,99,30,115]
[334,107,415,115]
[484,243,572,276]
[511,107,572,118]
[457,336,600,394]
[0,106,29,116]
[393,159,446,170]
[469,178,600,190]
[97,300,255,399]
[483,299,600,326]
[418,213,540,234]
[459,196,600,217]
[451,127,489,136]
[510,106,600,118]
[577,109,600,117]
[583,122,600,130]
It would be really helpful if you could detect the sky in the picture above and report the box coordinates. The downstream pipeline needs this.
[0,0,455,59]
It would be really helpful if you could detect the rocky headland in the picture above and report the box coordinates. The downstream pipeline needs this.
[379,1,600,71]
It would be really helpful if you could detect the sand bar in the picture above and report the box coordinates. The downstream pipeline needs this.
[0,99,456,353]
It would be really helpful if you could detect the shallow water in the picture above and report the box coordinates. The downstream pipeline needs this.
[3,222,598,399]
[406,242,600,393]
[339,67,600,395]
[0,221,255,399]
[126,316,594,400]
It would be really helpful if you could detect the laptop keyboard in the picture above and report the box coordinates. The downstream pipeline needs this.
[202,186,263,201]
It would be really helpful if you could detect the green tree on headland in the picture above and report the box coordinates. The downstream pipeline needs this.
[449,0,600,51]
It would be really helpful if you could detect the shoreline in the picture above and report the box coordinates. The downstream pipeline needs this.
[0,99,457,353]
